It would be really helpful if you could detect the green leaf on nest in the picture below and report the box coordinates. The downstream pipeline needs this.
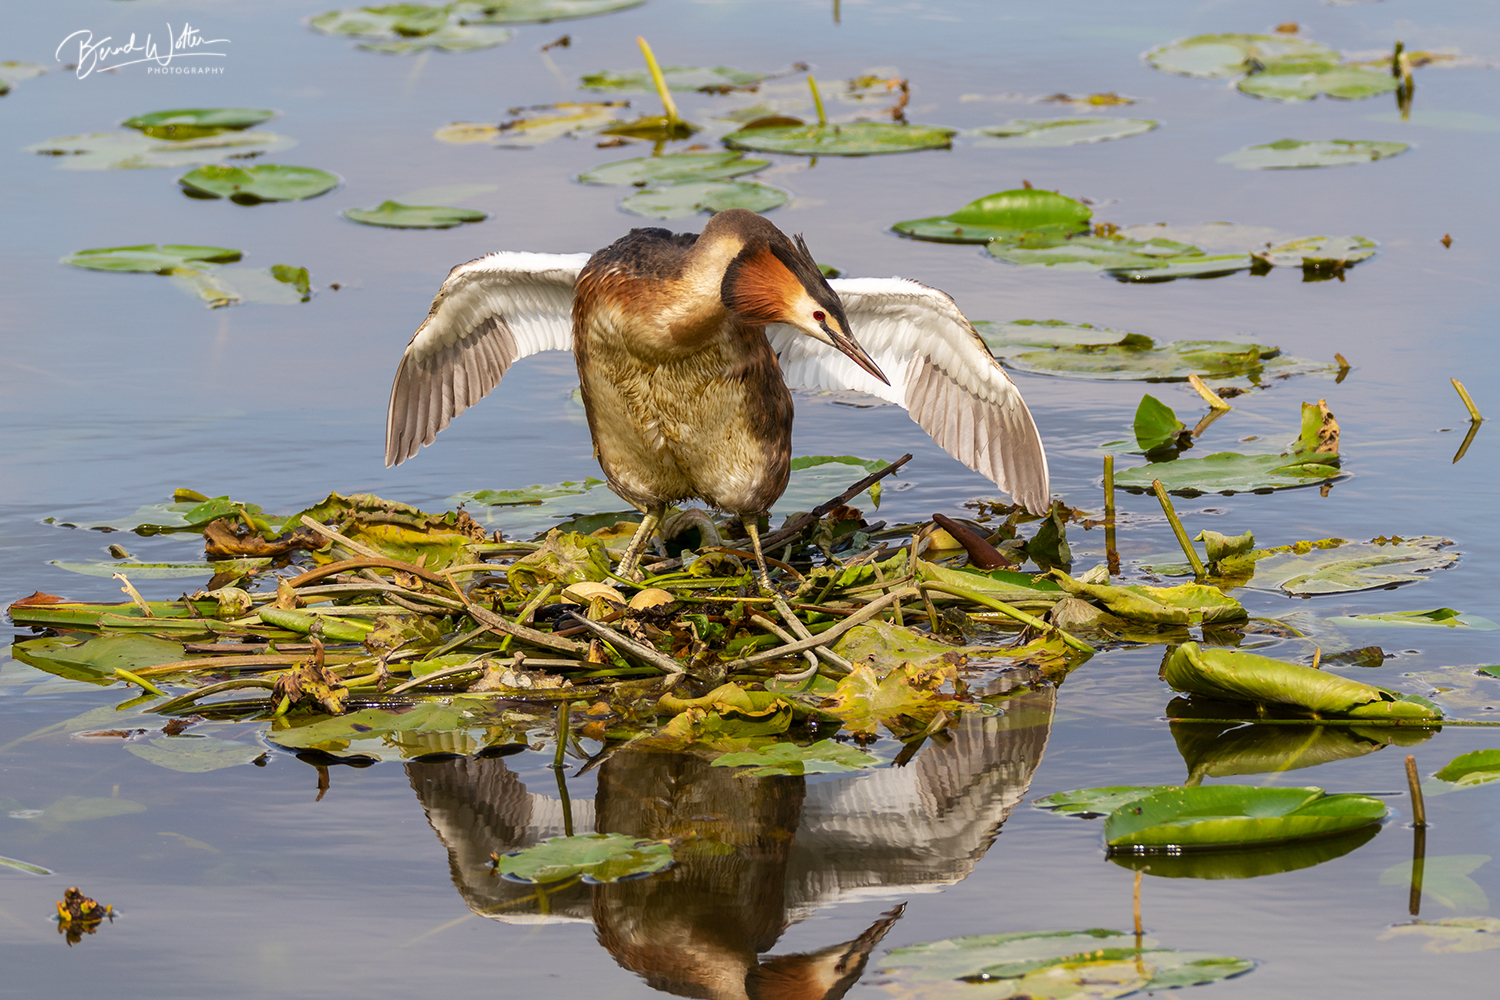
[343,200,487,228]
[579,151,769,186]
[497,833,673,884]
[1105,784,1387,850]
[619,181,787,219]
[968,117,1158,147]
[1163,640,1443,719]
[178,164,339,203]
[723,121,955,156]
[893,188,1092,243]
[1219,138,1409,170]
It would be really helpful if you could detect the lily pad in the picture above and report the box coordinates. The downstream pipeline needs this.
[61,244,243,274]
[1146,34,1338,78]
[170,265,315,308]
[1050,573,1246,625]
[496,833,674,884]
[458,0,644,23]
[1255,235,1377,269]
[0,61,47,96]
[820,662,968,737]
[1239,66,1398,102]
[267,702,512,761]
[1326,608,1500,630]
[26,130,297,170]
[1431,749,1500,790]
[309,5,514,53]
[968,118,1158,147]
[723,121,955,156]
[12,634,189,684]
[121,108,277,139]
[127,736,264,773]
[1105,784,1387,850]
[876,929,1253,998]
[1381,856,1491,912]
[1034,786,1167,818]
[49,559,269,579]
[1380,918,1500,953]
[24,796,148,823]
[343,201,487,229]
[711,739,879,776]
[985,230,1213,272]
[581,65,771,93]
[1163,641,1442,720]
[579,151,769,186]
[435,102,628,147]
[1118,450,1341,494]
[618,181,787,219]
[975,320,1332,384]
[1220,138,1409,170]
[459,478,606,506]
[1170,709,1431,782]
[1111,825,1381,880]
[178,164,339,204]
[1230,537,1458,595]
[893,189,1092,243]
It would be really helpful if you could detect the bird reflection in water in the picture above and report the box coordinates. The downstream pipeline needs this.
[404,673,1055,1000]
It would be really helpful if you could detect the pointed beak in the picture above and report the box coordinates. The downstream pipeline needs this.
[825,322,889,385]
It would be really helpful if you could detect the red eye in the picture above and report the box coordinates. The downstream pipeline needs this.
[813,310,826,322]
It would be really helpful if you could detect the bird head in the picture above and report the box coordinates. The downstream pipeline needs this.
[714,211,889,385]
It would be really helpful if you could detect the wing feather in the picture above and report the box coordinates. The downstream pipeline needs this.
[385,251,590,467]
[767,277,1050,513]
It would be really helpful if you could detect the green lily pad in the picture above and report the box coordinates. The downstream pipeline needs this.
[1229,537,1458,595]
[266,702,513,761]
[779,455,889,511]
[876,929,1254,998]
[458,0,644,24]
[343,200,487,228]
[975,320,1332,384]
[893,188,1092,243]
[1380,918,1500,953]
[170,265,315,308]
[1381,856,1491,912]
[723,121,955,156]
[1326,608,1500,630]
[985,230,1205,270]
[1239,66,1398,102]
[1432,750,1500,790]
[618,181,788,219]
[310,4,514,52]
[127,736,264,773]
[458,478,607,506]
[12,634,189,684]
[1107,254,1256,282]
[121,108,277,139]
[178,164,340,203]
[1050,574,1246,625]
[581,65,770,92]
[25,130,297,170]
[1256,235,1377,269]
[0,61,47,96]
[1220,138,1410,169]
[1163,641,1443,720]
[1105,784,1387,850]
[578,151,770,186]
[1134,394,1185,452]
[1118,450,1341,494]
[48,559,269,579]
[1034,786,1168,818]
[1146,34,1338,78]
[711,739,879,776]
[61,244,243,274]
[497,833,674,884]
[968,117,1158,147]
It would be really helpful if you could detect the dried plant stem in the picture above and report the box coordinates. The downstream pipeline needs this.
[919,582,1094,654]
[636,36,680,126]
[1150,480,1206,580]
[1452,378,1483,422]
[1406,754,1427,827]
[1187,374,1232,411]
[721,588,916,669]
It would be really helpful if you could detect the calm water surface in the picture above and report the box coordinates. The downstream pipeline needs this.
[2,0,1498,996]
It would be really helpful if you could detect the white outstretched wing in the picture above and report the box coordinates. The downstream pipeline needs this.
[385,251,590,467]
[768,277,1050,513]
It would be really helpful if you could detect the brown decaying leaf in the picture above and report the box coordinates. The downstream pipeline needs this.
[203,518,328,558]
[1310,399,1340,454]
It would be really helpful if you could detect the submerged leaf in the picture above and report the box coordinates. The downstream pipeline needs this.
[1239,66,1398,102]
[1380,918,1500,953]
[310,4,514,52]
[724,121,955,156]
[620,181,788,219]
[1380,856,1491,912]
[121,108,276,139]
[582,64,773,92]
[1163,641,1442,719]
[893,188,1092,243]
[178,164,339,203]
[1105,784,1387,850]
[61,244,243,274]
[25,130,296,170]
[436,101,627,146]
[1256,235,1377,269]
[12,634,189,684]
[458,0,644,24]
[1034,786,1168,818]
[1146,34,1338,78]
[1229,536,1458,595]
[968,117,1158,147]
[1219,138,1409,170]
[711,739,879,776]
[1327,608,1499,630]
[820,662,965,737]
[579,151,769,186]
[127,737,264,773]
[497,833,673,884]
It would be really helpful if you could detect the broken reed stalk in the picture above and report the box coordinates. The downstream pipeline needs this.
[286,557,452,590]
[552,700,573,769]
[749,614,822,680]
[113,667,165,697]
[154,677,277,715]
[918,581,1095,654]
[1452,378,1483,423]
[759,454,913,552]
[1103,455,1118,578]
[135,652,364,677]
[298,515,387,561]
[1150,480,1206,580]
[443,572,586,655]
[562,612,685,674]
[636,36,680,127]
[113,573,155,617]
[720,588,916,669]
[1405,754,1427,827]
[1133,869,1143,937]
[808,73,828,127]
[772,592,853,672]
[1186,374,1232,411]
